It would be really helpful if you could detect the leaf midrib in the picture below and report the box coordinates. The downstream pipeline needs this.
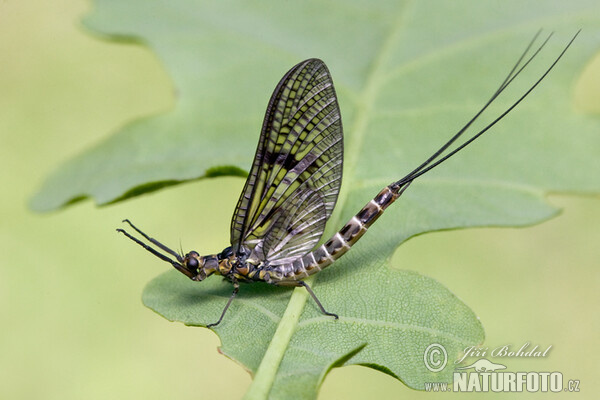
[243,4,410,399]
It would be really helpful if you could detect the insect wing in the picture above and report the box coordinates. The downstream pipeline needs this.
[254,187,326,264]
[230,59,343,259]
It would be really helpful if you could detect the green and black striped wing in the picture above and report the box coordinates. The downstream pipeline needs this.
[230,59,343,263]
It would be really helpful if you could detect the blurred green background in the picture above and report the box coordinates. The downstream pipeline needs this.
[1,1,598,399]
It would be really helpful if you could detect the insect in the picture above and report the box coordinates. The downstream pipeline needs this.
[118,31,578,328]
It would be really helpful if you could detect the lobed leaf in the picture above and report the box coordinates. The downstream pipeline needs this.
[32,1,600,398]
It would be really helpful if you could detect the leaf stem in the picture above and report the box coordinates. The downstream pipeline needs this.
[244,9,408,399]
[243,281,310,400]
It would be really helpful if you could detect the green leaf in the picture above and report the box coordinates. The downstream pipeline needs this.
[31,0,600,398]
[144,181,555,398]
[30,1,600,211]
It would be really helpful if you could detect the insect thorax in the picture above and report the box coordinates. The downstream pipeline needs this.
[199,251,269,283]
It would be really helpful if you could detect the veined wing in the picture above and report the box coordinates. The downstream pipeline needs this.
[230,59,343,260]
[253,187,327,265]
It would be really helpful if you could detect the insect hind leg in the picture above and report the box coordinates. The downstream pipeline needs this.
[297,281,339,320]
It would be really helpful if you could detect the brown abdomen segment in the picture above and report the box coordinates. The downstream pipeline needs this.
[269,185,400,284]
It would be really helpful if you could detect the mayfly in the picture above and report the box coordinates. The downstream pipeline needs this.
[118,31,578,328]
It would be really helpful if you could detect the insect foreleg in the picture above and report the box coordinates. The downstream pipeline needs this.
[122,219,183,262]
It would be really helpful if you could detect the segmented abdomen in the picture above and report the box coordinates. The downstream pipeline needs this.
[267,184,400,284]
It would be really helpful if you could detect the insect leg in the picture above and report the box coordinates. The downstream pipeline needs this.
[298,281,339,320]
[116,228,196,279]
[206,279,240,328]
[122,219,183,262]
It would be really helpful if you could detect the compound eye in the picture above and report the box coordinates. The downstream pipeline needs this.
[186,257,199,270]
[188,251,199,258]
